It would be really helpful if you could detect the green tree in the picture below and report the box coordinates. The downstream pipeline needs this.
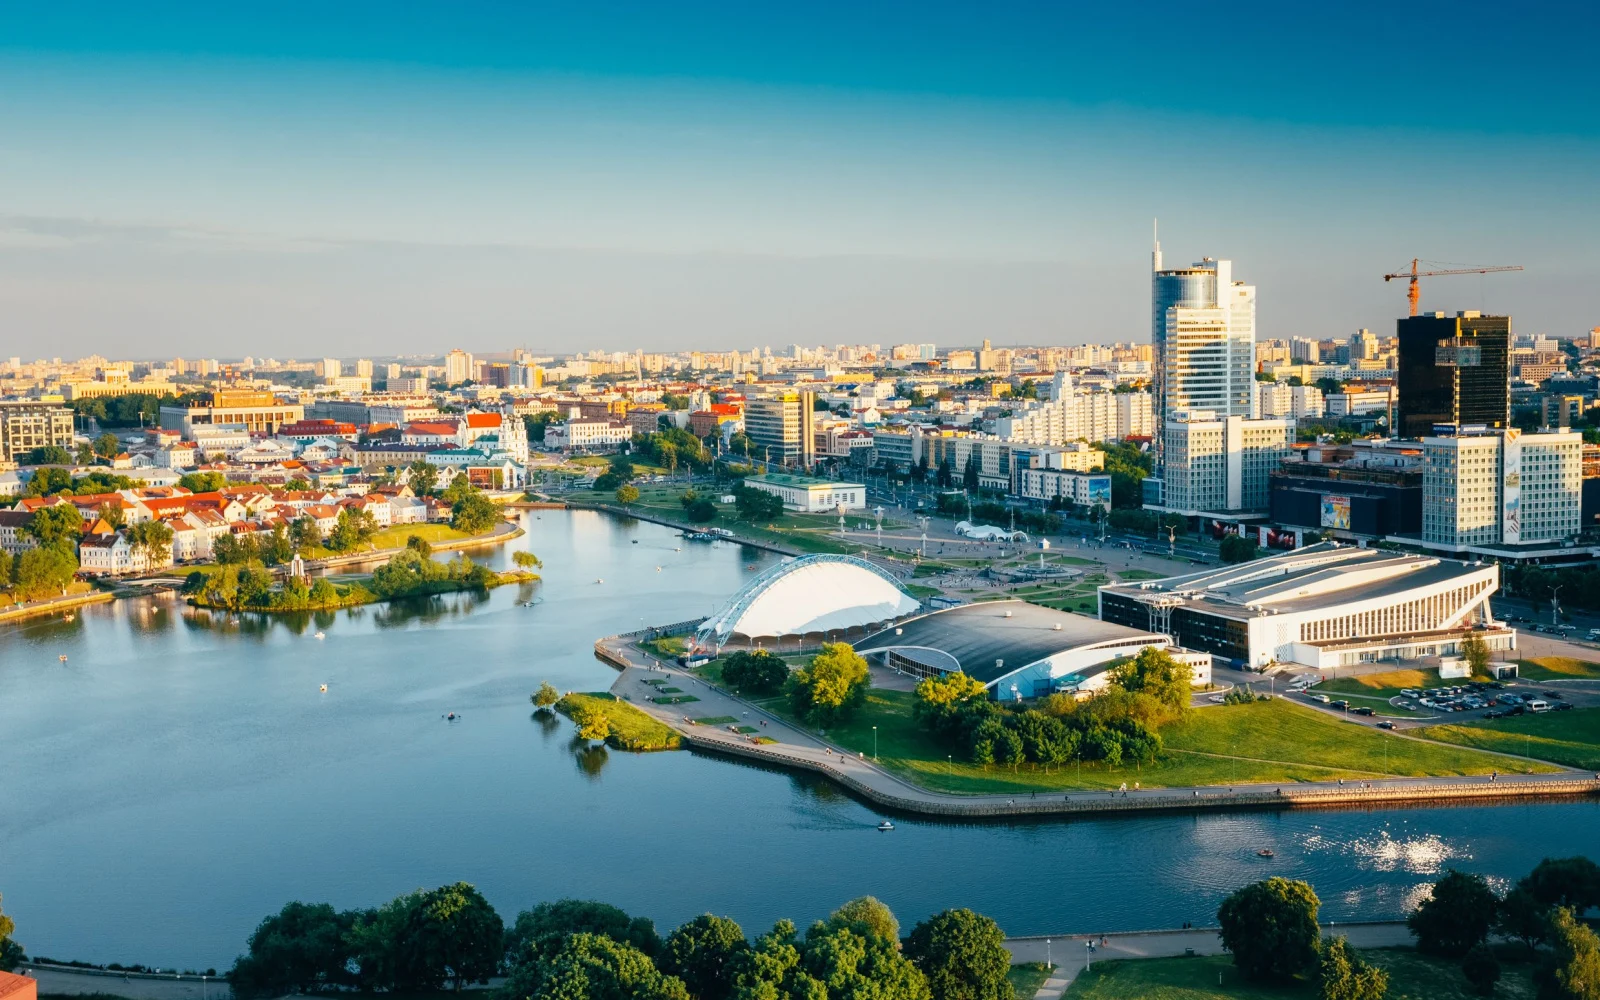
[828,897,899,943]
[514,550,543,570]
[914,671,989,710]
[0,893,23,973]
[97,501,126,529]
[260,523,294,565]
[23,444,72,466]
[503,900,661,970]
[290,516,322,555]
[23,467,75,496]
[526,932,688,1000]
[127,519,174,566]
[397,882,504,991]
[1317,937,1388,1000]
[532,682,561,710]
[407,534,434,556]
[616,484,641,506]
[1461,942,1500,997]
[452,490,500,535]
[719,650,789,696]
[94,432,120,458]
[797,922,929,1000]
[1498,884,1551,955]
[227,901,354,998]
[576,705,612,743]
[212,531,257,567]
[179,471,228,493]
[1219,533,1260,564]
[1108,646,1193,713]
[11,546,79,600]
[1217,878,1322,982]
[660,914,749,1000]
[904,909,1010,1000]
[1460,631,1492,678]
[409,460,440,496]
[733,486,784,522]
[24,503,85,552]
[1521,857,1600,915]
[686,499,718,522]
[789,643,870,727]
[1407,869,1497,957]
[1540,907,1600,1000]
[327,509,378,552]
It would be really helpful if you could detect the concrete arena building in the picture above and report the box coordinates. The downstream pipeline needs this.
[1097,542,1515,671]
[853,600,1211,700]
[696,554,922,650]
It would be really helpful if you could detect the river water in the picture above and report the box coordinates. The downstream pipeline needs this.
[2,509,1596,969]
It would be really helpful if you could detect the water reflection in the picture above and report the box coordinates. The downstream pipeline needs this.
[571,740,610,780]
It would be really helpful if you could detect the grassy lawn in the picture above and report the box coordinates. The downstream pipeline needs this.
[1315,669,1436,698]
[555,692,683,751]
[1065,950,1537,1000]
[1418,707,1600,770]
[1516,657,1600,680]
[693,715,738,725]
[904,583,944,599]
[1008,963,1053,1000]
[756,689,1542,793]
[650,694,700,705]
[1115,569,1166,581]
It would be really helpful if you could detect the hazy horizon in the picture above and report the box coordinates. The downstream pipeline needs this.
[1,1,1595,358]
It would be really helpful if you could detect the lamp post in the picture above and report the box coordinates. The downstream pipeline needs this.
[1046,939,1052,970]
[873,725,878,761]
[1085,941,1092,972]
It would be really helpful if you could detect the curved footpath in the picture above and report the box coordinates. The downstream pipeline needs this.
[596,636,1600,819]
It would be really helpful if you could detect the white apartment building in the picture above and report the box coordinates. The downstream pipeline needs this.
[1422,430,1581,549]
[1159,411,1291,514]
[993,371,1153,445]
[743,474,866,513]
[1326,387,1395,418]
[1014,468,1113,510]
[1255,382,1325,419]
[544,419,632,452]
[445,349,474,386]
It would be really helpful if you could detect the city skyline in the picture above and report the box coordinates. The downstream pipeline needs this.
[1,2,1595,355]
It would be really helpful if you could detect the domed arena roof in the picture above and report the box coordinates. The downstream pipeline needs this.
[697,554,922,648]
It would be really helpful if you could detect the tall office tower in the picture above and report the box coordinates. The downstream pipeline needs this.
[745,391,817,467]
[445,349,474,385]
[1421,429,1580,548]
[1151,246,1256,426]
[1349,328,1379,361]
[1396,311,1511,439]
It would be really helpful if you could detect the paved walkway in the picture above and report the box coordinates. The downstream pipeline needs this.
[599,638,1600,819]
[22,966,231,1000]
[1003,922,1413,997]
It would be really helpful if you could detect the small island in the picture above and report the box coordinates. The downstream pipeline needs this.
[184,536,540,612]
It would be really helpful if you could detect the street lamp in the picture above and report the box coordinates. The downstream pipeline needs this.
[872,725,878,761]
[1046,939,1052,970]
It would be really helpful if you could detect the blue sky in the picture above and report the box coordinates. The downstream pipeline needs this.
[0,1,1594,357]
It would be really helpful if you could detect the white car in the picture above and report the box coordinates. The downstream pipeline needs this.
[1312,694,1331,704]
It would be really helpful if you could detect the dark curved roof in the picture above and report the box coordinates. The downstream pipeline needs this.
[853,600,1162,684]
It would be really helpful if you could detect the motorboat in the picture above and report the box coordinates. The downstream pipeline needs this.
[596,578,604,584]
[877,821,895,832]
[444,711,461,721]
[1257,849,1275,858]
[314,631,326,640]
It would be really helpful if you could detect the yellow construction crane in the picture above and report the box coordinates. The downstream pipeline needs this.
[1384,258,1523,316]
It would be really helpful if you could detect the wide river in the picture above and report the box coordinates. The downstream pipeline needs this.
[2,510,1596,969]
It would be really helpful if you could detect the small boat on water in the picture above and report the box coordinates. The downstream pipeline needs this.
[877,821,895,832]
[1257,849,1275,858]
[596,578,604,584]
[314,631,326,640]
[444,711,461,721]
[320,684,328,693]
[58,654,68,663]
[63,612,75,622]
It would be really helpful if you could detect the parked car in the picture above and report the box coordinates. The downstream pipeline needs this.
[1529,700,1551,712]
[1556,702,1575,711]
[1376,721,1396,729]
[1312,694,1331,704]
[1352,706,1375,716]
[1542,691,1564,699]
[1330,700,1349,710]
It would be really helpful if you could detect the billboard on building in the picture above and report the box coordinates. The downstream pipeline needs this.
[1320,494,1351,530]
[1086,476,1112,508]
[1260,526,1299,550]
[1503,431,1522,544]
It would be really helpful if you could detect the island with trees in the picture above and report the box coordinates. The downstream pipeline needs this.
[184,535,539,613]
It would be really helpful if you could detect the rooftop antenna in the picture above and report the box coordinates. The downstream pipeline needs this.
[1152,219,1162,272]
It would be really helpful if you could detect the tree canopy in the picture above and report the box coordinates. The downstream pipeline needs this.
[719,650,789,696]
[789,643,870,726]
[1217,878,1321,982]
[452,489,501,535]
[1406,869,1497,957]
[904,909,1010,1000]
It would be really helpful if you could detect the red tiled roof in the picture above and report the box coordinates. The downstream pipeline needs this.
[0,971,37,1000]
[464,413,501,428]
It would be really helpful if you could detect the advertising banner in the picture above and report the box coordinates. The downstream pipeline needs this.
[1320,494,1351,530]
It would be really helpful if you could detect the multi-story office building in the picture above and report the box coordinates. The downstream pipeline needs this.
[1269,440,1423,538]
[1256,382,1325,419]
[1421,429,1581,550]
[1159,411,1291,515]
[745,391,816,467]
[1151,246,1256,426]
[0,402,75,462]
[159,389,304,435]
[1396,311,1511,438]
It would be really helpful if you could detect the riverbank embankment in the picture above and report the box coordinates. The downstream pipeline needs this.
[595,634,1600,819]
[0,589,117,625]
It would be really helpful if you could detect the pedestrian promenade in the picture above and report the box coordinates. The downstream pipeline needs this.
[598,636,1600,819]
